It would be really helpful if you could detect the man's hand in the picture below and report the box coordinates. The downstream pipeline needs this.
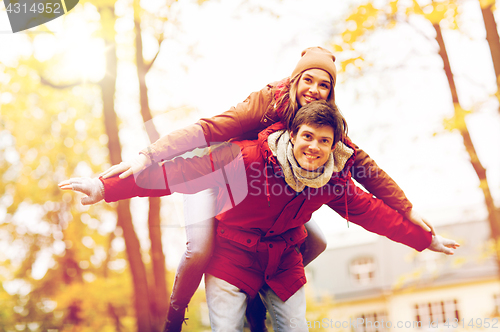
[58,177,105,205]
[428,235,460,255]
[404,209,436,235]
[100,153,151,180]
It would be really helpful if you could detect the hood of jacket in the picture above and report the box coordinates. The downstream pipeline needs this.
[257,122,357,184]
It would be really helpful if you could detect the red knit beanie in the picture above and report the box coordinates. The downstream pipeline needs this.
[291,46,337,86]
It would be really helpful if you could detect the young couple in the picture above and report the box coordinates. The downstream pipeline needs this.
[59,47,458,332]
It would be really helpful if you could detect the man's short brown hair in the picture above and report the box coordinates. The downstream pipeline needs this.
[290,100,347,149]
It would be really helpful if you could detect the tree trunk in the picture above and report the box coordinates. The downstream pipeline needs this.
[433,22,500,265]
[99,7,153,331]
[135,19,169,328]
[478,0,500,108]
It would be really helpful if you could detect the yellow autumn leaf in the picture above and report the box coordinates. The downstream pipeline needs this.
[389,0,399,15]
[354,56,365,70]
[448,4,459,30]
[479,0,496,9]
[342,3,382,44]
[342,31,352,43]
[443,104,471,132]
[340,57,364,73]
[133,0,142,20]
[100,7,116,41]
[411,0,425,15]
[478,179,489,191]
[442,117,454,131]
[332,44,343,53]
[424,2,447,24]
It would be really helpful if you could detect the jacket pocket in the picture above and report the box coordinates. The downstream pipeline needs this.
[281,225,308,247]
[216,225,261,267]
[217,224,260,252]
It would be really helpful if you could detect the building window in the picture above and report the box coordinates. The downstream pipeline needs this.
[415,299,460,327]
[353,312,388,332]
[350,257,376,285]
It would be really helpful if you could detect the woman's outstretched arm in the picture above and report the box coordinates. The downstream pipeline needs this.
[101,83,277,180]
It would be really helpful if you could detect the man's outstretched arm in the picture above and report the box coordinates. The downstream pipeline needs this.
[327,180,458,254]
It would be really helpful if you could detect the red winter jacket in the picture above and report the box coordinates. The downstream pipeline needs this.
[102,123,432,301]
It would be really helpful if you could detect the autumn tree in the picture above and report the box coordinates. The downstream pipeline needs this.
[0,47,135,330]
[0,2,154,330]
[132,0,168,327]
[332,0,500,267]
[478,0,500,107]
[96,3,155,331]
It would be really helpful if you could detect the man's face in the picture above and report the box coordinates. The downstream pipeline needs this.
[296,69,332,107]
[290,124,335,171]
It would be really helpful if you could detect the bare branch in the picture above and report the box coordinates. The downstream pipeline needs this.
[40,76,82,89]
[402,17,436,45]
[146,49,160,73]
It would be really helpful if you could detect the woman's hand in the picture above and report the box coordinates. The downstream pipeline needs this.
[100,153,151,179]
[404,209,436,235]
[58,177,105,205]
[427,235,460,255]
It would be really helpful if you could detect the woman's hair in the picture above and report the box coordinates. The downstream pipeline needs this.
[290,100,347,149]
[276,70,337,131]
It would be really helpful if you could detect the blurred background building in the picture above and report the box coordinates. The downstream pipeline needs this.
[307,215,499,331]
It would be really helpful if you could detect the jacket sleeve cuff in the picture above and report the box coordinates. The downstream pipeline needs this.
[139,147,155,163]
[98,179,106,202]
[399,203,413,215]
[99,174,138,203]
[417,230,433,252]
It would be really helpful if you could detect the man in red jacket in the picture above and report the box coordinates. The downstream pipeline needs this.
[60,101,458,332]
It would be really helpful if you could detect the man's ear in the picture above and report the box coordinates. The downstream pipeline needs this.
[290,132,296,145]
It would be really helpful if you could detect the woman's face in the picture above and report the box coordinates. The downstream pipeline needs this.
[296,69,332,107]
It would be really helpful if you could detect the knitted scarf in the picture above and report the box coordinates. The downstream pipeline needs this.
[267,130,334,192]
